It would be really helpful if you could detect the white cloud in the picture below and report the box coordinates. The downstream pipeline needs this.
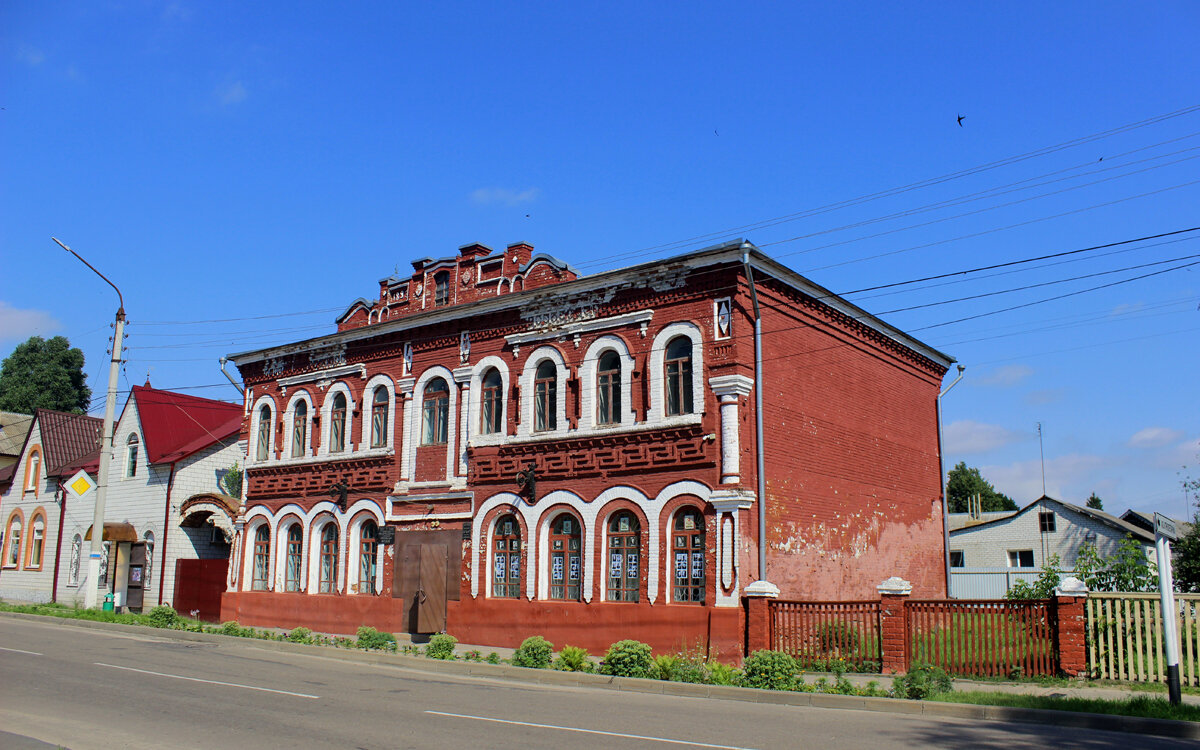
[975,364,1033,387]
[217,81,247,106]
[0,302,60,344]
[943,420,1028,454]
[470,187,540,206]
[1022,389,1065,406]
[16,44,45,66]
[985,453,1109,505]
[1127,427,1185,449]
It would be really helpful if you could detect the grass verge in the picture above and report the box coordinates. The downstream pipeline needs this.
[934,691,1200,722]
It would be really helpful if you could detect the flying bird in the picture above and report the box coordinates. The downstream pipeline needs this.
[714,129,719,136]
[956,114,965,127]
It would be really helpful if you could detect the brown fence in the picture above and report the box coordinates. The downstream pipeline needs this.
[906,599,1057,677]
[1086,592,1200,686]
[769,600,881,670]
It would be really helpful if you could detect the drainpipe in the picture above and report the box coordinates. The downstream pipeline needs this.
[219,358,245,396]
[159,463,176,606]
[938,365,965,597]
[51,483,66,603]
[742,247,768,583]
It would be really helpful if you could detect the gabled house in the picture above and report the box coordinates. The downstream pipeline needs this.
[0,412,34,472]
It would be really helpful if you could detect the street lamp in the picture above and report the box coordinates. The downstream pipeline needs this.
[52,237,125,609]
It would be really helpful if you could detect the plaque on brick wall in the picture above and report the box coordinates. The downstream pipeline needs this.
[377,526,396,545]
[462,520,473,540]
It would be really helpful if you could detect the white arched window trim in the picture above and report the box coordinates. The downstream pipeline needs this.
[664,503,708,604]
[467,356,510,447]
[517,346,569,439]
[241,514,274,592]
[535,506,590,601]
[578,334,636,431]
[308,515,343,594]
[407,366,459,483]
[281,391,315,461]
[249,395,277,465]
[346,507,386,595]
[274,513,305,592]
[647,322,705,427]
[317,382,356,457]
[360,374,397,453]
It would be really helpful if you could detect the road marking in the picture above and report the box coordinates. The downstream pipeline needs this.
[0,646,43,656]
[94,663,319,699]
[426,711,759,749]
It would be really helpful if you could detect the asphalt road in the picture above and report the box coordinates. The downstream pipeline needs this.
[0,617,1191,750]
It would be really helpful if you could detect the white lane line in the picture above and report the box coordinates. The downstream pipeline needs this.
[426,710,759,750]
[0,646,43,656]
[94,663,319,699]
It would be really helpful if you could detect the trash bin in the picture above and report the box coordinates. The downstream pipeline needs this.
[102,593,114,612]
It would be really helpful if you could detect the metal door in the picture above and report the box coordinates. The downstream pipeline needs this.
[416,544,447,633]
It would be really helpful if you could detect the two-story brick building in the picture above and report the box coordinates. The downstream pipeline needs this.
[221,239,953,657]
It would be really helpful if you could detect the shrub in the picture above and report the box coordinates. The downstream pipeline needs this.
[512,635,554,669]
[553,645,594,673]
[891,662,953,700]
[426,633,458,660]
[708,662,741,686]
[287,627,313,644]
[146,605,179,629]
[356,626,398,652]
[651,653,681,680]
[485,652,501,664]
[599,640,653,678]
[219,620,244,637]
[670,658,709,684]
[741,650,798,691]
[463,649,482,662]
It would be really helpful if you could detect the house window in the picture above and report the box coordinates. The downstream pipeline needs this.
[1038,511,1056,533]
[492,515,521,598]
[285,525,303,592]
[358,521,378,594]
[480,368,503,434]
[125,434,139,478]
[68,534,82,585]
[370,386,389,448]
[24,449,41,492]
[949,550,965,568]
[549,514,582,601]
[255,405,272,461]
[1007,549,1034,568]
[27,516,45,569]
[318,523,339,594]
[672,508,705,603]
[596,351,621,425]
[251,525,270,590]
[5,518,21,567]
[292,401,308,457]
[534,360,557,432]
[665,336,694,416]
[421,378,450,445]
[330,392,347,453]
[607,512,640,602]
[434,271,450,306]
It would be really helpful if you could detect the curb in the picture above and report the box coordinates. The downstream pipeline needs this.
[3,611,1197,740]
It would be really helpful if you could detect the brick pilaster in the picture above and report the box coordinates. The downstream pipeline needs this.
[745,595,772,655]
[1055,594,1088,677]
[877,577,912,674]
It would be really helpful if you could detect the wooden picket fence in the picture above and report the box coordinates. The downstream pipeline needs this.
[906,599,1057,677]
[769,600,882,671]
[1086,592,1200,686]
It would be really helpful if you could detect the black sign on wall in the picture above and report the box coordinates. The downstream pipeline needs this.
[377,525,396,545]
[462,520,473,540]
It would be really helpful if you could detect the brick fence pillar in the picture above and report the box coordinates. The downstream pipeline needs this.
[877,576,912,675]
[743,580,779,656]
[1054,577,1090,677]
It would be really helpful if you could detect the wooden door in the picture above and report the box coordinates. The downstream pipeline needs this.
[416,544,447,634]
[126,542,146,611]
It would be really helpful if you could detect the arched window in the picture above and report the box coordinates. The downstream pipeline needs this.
[251,525,270,590]
[434,270,450,306]
[607,512,641,602]
[596,351,621,425]
[285,525,303,592]
[5,518,22,568]
[27,515,45,569]
[534,360,557,432]
[330,392,347,453]
[421,377,449,445]
[255,405,272,461]
[358,521,378,594]
[125,434,140,478]
[672,509,705,603]
[144,530,155,589]
[665,336,694,416]
[492,515,521,598]
[24,448,41,492]
[370,386,389,448]
[318,523,339,594]
[292,401,308,457]
[69,534,82,585]
[549,514,582,601]
[480,368,503,434]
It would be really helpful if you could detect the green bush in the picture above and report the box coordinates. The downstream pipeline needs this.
[512,635,554,669]
[599,640,653,678]
[891,662,953,700]
[485,652,501,664]
[651,653,681,680]
[553,645,594,672]
[741,650,798,691]
[219,620,244,637]
[426,633,458,660]
[287,627,313,644]
[708,661,741,686]
[356,626,398,652]
[463,649,482,662]
[146,605,179,629]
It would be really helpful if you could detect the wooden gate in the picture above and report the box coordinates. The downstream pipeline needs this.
[1086,592,1200,686]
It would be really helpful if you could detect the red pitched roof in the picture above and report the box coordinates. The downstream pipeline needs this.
[130,385,242,465]
[35,409,103,475]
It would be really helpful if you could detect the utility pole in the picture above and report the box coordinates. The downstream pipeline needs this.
[1037,422,1046,496]
[53,238,124,609]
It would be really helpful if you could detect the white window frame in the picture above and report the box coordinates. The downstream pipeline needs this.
[347,513,385,595]
[361,375,396,452]
[407,366,459,482]
[647,322,705,427]
[578,335,636,431]
[275,516,305,593]
[124,433,140,478]
[309,516,343,594]
[249,396,277,465]
[468,356,510,447]
[4,516,22,568]
[282,391,315,460]
[517,346,569,439]
[318,382,356,457]
[241,516,273,591]
[1007,549,1035,568]
[24,448,42,492]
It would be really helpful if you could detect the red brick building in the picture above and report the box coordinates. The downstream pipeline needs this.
[221,240,952,658]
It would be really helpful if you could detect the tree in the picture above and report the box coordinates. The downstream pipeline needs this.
[946,461,1018,513]
[1006,554,1063,600]
[0,336,92,414]
[1086,493,1103,510]
[1074,538,1158,592]
[1175,469,1200,593]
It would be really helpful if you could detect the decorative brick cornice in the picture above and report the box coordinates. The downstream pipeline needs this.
[246,454,392,500]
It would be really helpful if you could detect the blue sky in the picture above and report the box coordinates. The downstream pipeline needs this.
[2,2,1197,519]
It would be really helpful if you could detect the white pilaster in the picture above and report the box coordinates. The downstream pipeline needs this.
[453,366,473,477]
[709,488,755,607]
[397,377,416,483]
[708,375,753,485]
